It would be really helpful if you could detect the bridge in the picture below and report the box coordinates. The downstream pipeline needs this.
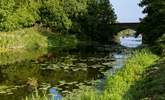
[111,22,140,33]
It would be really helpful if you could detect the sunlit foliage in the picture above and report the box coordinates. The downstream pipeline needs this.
[0,0,116,42]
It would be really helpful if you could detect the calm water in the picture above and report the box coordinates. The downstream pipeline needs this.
[0,36,142,100]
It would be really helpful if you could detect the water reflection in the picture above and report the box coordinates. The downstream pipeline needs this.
[97,36,142,90]
[49,87,62,100]
[0,36,142,99]
[0,46,114,100]
[120,34,142,48]
[0,48,47,65]
[108,35,142,73]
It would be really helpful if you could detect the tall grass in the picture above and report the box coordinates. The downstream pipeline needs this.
[24,89,49,100]
[0,28,48,51]
[0,27,78,52]
[103,49,159,100]
[137,57,165,99]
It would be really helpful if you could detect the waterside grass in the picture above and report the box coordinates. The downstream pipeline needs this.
[64,49,159,100]
[0,28,48,51]
[136,57,165,99]
[0,27,78,52]
[24,89,49,100]
[103,49,159,100]
[24,49,160,100]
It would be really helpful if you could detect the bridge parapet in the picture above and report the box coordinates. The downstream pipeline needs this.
[111,22,140,33]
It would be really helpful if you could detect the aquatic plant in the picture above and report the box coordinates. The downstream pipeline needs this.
[64,49,159,100]
[24,89,49,100]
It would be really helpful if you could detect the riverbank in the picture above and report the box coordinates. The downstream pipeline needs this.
[103,49,159,100]
[0,27,78,52]
[2,28,165,100]
[23,49,164,100]
[136,57,165,99]
[64,49,160,100]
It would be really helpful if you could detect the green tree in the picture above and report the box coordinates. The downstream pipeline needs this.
[80,0,117,42]
[138,0,165,43]
[0,0,40,31]
[39,0,72,32]
[0,0,116,42]
[61,0,88,33]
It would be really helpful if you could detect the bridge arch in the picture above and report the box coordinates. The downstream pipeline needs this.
[111,22,139,34]
[111,22,140,43]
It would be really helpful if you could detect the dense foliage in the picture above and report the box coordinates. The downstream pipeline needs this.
[138,0,165,43]
[0,0,116,42]
[152,34,165,56]
[0,0,40,31]
[79,0,117,42]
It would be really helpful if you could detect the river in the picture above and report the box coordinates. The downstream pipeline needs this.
[0,35,142,100]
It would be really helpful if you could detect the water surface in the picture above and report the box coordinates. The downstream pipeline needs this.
[0,36,142,100]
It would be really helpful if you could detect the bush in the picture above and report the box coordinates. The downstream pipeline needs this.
[0,28,48,50]
[151,34,165,56]
[0,0,40,31]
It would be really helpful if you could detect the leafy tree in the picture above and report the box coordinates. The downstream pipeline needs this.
[0,0,116,43]
[79,0,117,42]
[138,0,165,43]
[61,0,88,33]
[0,0,40,31]
[39,0,72,32]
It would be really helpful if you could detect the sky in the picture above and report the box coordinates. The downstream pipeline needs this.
[111,0,145,22]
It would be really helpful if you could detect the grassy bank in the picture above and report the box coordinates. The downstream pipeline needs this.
[0,28,48,51]
[0,28,78,52]
[136,57,165,99]
[64,49,159,100]
[24,49,160,100]
[103,49,159,100]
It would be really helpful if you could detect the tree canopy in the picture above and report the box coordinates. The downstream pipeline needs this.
[138,0,165,43]
[79,0,117,42]
[0,0,116,42]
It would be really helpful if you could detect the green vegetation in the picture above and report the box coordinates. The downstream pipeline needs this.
[138,0,165,43]
[152,34,165,56]
[24,89,49,100]
[24,94,48,100]
[0,48,47,65]
[0,27,78,52]
[0,0,40,31]
[78,0,117,42]
[1,0,165,99]
[23,49,161,100]
[103,49,158,100]
[63,49,159,100]
[137,0,165,55]
[0,0,117,52]
[135,57,165,99]
[136,2,165,99]
[0,28,48,51]
[0,0,116,44]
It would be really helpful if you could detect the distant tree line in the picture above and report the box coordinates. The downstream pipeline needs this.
[0,0,117,43]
